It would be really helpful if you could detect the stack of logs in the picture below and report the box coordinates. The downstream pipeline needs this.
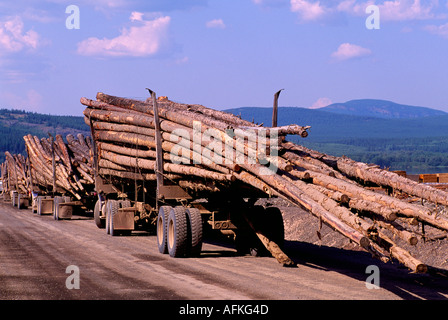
[81,92,448,273]
[2,151,28,194]
[23,133,94,199]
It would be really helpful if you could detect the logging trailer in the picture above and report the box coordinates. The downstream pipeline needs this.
[2,134,97,220]
[90,90,286,259]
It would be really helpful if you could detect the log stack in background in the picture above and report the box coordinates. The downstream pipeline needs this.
[1,151,28,195]
[81,92,448,273]
[23,133,94,200]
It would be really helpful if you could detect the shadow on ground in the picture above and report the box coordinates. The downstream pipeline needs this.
[284,239,448,300]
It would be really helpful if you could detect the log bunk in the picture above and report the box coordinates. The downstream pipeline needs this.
[79,91,448,273]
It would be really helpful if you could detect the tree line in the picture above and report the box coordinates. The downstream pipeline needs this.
[298,136,448,174]
[0,108,89,163]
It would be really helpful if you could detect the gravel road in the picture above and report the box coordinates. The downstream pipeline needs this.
[1,201,448,301]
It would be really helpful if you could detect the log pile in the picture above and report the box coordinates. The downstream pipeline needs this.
[1,151,28,194]
[23,133,94,199]
[80,92,448,272]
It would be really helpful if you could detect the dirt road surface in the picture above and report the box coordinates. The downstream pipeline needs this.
[1,201,448,301]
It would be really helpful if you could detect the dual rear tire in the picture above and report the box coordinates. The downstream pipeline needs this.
[157,206,203,258]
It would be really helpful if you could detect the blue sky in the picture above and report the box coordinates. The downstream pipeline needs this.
[0,0,448,116]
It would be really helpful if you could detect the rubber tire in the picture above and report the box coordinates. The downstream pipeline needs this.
[186,208,203,257]
[157,206,172,254]
[167,206,188,258]
[109,200,120,236]
[105,201,110,234]
[94,200,105,229]
[105,200,118,235]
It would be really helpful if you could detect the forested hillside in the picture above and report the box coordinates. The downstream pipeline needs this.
[226,106,448,174]
[0,109,89,163]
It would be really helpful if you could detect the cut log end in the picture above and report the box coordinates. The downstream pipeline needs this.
[408,236,418,246]
[387,212,398,222]
[359,236,371,249]
[232,164,242,172]
[340,194,350,204]
[413,263,428,274]
[390,246,427,274]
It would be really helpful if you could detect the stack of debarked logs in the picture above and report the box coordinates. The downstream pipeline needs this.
[2,151,28,195]
[23,133,94,200]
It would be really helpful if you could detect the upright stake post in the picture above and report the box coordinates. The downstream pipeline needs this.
[272,89,283,127]
[48,133,56,196]
[147,88,164,210]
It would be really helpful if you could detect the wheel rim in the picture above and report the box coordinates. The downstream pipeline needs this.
[157,215,164,245]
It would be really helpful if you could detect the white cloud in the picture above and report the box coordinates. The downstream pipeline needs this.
[293,0,444,22]
[336,0,370,16]
[174,56,189,64]
[2,89,43,111]
[425,22,448,38]
[376,0,439,21]
[331,43,372,61]
[22,8,58,23]
[130,11,144,22]
[206,19,226,29]
[2,69,37,84]
[290,0,327,21]
[77,14,171,57]
[310,97,332,109]
[0,16,40,53]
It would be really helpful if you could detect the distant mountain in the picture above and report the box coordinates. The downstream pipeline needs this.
[318,99,447,119]
[225,106,448,140]
[224,105,448,173]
